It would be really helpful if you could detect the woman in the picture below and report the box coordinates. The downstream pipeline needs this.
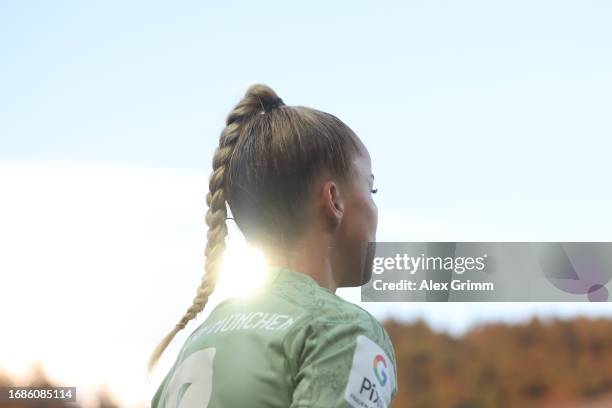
[149,84,398,408]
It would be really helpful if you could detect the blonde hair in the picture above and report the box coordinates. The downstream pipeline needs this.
[148,84,363,373]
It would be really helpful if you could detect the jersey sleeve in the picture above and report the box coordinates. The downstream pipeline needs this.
[288,312,398,408]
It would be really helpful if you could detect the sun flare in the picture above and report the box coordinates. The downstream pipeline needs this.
[214,240,269,300]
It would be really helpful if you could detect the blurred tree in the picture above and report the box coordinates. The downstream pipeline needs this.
[386,317,612,408]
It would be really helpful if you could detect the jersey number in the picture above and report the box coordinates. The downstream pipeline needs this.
[161,348,216,408]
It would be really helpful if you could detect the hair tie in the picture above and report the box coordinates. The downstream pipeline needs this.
[259,97,285,114]
[268,97,284,110]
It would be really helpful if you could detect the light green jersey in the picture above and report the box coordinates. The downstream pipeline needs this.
[152,267,398,408]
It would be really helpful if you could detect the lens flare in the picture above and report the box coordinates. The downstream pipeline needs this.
[215,240,268,299]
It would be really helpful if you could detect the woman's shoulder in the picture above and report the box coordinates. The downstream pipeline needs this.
[283,293,399,407]
[311,295,394,351]
[280,288,394,355]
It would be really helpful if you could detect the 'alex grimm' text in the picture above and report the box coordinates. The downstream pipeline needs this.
[373,279,494,292]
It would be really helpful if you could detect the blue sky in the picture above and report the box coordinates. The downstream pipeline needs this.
[2,0,611,237]
[3,1,611,165]
[1,1,611,406]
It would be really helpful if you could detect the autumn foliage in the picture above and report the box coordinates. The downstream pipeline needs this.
[384,317,612,408]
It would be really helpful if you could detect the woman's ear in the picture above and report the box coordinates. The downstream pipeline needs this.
[320,180,344,231]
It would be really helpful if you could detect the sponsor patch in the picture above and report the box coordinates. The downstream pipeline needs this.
[344,335,395,408]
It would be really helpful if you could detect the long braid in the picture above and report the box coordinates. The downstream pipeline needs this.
[147,84,283,374]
